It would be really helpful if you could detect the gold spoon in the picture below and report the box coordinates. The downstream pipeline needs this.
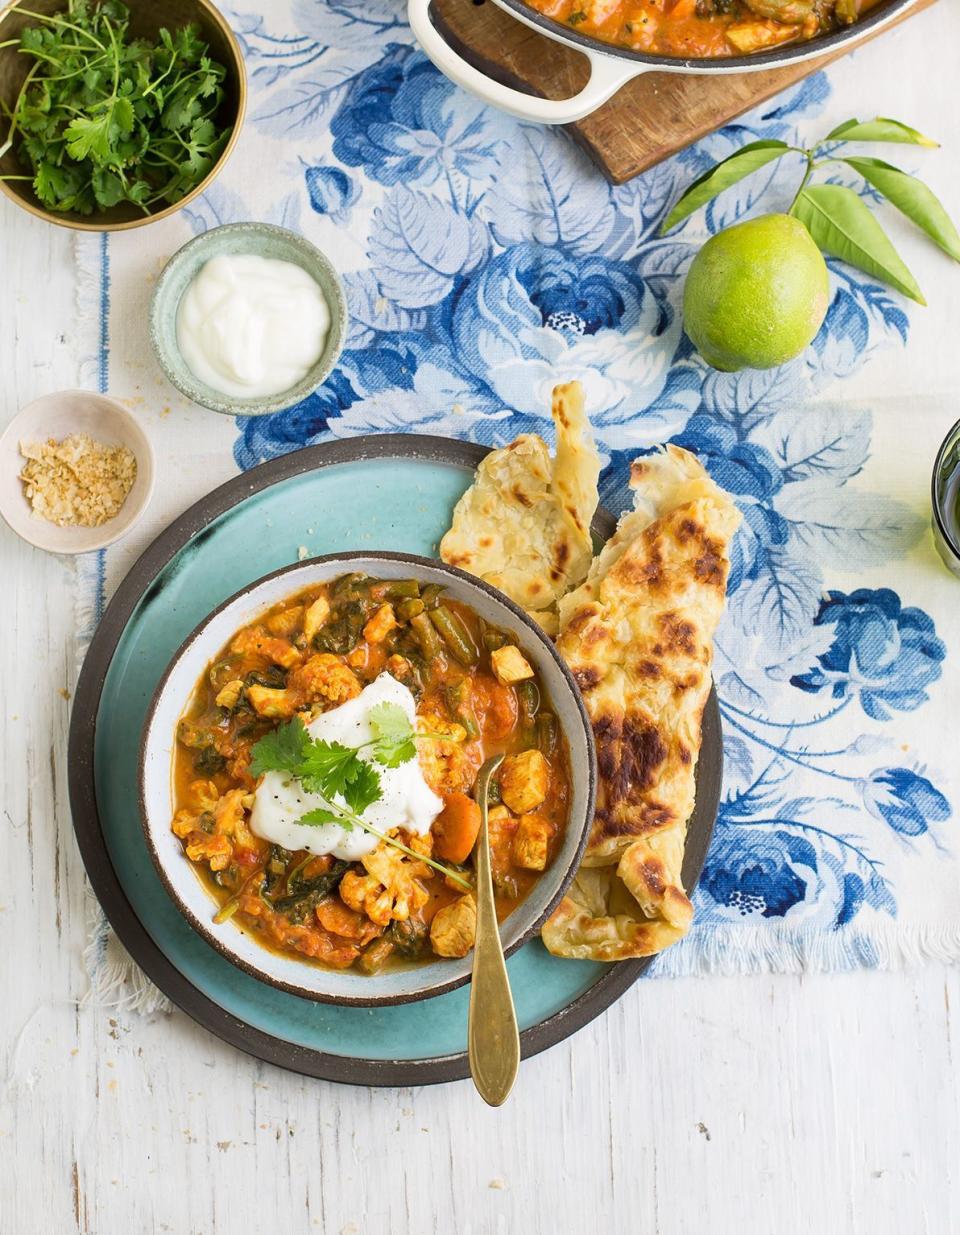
[468,754,520,1106]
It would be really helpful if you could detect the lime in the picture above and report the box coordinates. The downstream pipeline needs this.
[682,213,831,372]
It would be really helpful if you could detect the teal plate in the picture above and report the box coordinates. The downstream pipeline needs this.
[69,435,722,1086]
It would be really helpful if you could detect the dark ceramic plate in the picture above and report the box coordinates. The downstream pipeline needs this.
[68,434,722,1086]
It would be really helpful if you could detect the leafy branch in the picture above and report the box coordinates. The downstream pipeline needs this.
[661,116,960,305]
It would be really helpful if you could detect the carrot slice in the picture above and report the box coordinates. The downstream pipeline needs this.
[433,792,482,864]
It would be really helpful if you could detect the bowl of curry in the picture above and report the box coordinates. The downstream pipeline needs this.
[407,0,914,125]
[139,552,596,1005]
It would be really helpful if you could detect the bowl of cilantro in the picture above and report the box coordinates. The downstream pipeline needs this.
[0,0,245,230]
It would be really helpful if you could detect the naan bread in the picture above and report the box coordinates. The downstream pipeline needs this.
[541,446,741,961]
[440,382,600,625]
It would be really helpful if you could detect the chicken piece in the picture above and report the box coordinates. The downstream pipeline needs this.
[361,844,431,922]
[363,603,398,644]
[430,894,477,958]
[499,748,550,814]
[490,645,534,686]
[230,626,300,668]
[288,653,362,704]
[339,870,396,927]
[386,653,413,681]
[487,805,519,889]
[512,814,554,871]
[247,684,298,719]
[215,679,245,710]
[184,831,232,871]
[266,605,304,638]
[302,594,331,644]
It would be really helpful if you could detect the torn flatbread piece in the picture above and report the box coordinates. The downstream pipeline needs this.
[440,382,600,624]
[542,445,740,961]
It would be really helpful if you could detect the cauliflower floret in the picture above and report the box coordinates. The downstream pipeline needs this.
[230,626,300,668]
[363,603,398,644]
[184,832,232,871]
[360,843,431,922]
[386,653,412,682]
[288,653,361,704]
[490,645,534,685]
[430,894,477,958]
[500,748,549,814]
[416,712,476,795]
[213,788,258,852]
[172,780,220,837]
[188,779,220,813]
[215,678,245,710]
[512,813,553,871]
[302,594,331,644]
[340,870,395,927]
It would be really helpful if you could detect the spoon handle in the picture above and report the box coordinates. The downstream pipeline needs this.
[468,755,520,1107]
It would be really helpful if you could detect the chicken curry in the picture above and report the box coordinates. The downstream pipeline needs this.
[170,573,570,974]
[521,0,883,57]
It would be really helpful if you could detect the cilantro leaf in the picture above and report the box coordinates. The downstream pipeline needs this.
[297,807,345,829]
[342,761,382,815]
[367,702,417,768]
[248,718,311,779]
[298,740,365,799]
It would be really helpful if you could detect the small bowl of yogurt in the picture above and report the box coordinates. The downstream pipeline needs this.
[150,223,348,416]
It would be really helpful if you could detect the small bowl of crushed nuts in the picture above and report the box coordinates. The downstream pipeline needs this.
[0,390,155,554]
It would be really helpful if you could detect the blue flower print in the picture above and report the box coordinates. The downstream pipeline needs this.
[448,242,692,442]
[304,164,359,224]
[791,589,946,720]
[862,768,951,837]
[330,44,507,191]
[701,826,814,918]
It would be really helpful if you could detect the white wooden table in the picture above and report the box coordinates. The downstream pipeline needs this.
[2,197,958,1235]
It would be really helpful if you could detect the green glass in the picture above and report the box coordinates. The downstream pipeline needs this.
[932,417,960,578]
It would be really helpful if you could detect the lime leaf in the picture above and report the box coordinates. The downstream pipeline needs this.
[841,156,960,263]
[249,718,311,779]
[659,140,792,235]
[790,184,926,305]
[825,117,938,148]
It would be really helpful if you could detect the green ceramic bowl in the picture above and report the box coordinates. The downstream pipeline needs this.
[149,222,348,416]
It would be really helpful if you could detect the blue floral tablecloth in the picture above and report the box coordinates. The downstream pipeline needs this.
[76,0,960,982]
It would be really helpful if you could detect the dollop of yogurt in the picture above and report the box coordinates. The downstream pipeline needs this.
[176,252,330,399]
[249,673,443,861]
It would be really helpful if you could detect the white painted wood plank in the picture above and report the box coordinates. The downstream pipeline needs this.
[1,195,958,1235]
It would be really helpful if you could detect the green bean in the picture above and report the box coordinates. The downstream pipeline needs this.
[459,709,480,739]
[537,712,559,756]
[482,625,508,652]
[410,611,442,659]
[332,571,368,596]
[516,679,540,724]
[383,579,421,600]
[397,597,425,621]
[213,898,240,925]
[420,583,444,609]
[430,605,480,666]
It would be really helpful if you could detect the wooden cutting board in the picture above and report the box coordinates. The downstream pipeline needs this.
[430,0,936,183]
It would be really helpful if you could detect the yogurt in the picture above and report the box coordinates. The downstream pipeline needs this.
[249,674,443,861]
[176,252,330,399]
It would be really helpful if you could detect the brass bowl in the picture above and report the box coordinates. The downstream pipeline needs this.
[0,0,246,231]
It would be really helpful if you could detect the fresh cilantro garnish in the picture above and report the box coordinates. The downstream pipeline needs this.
[248,705,470,891]
[0,1,233,217]
[248,717,311,779]
[367,701,418,768]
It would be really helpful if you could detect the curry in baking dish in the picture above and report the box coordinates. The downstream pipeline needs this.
[171,573,570,973]
[521,0,883,56]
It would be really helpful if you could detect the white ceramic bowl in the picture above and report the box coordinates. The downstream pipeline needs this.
[140,552,596,1006]
[0,390,155,554]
